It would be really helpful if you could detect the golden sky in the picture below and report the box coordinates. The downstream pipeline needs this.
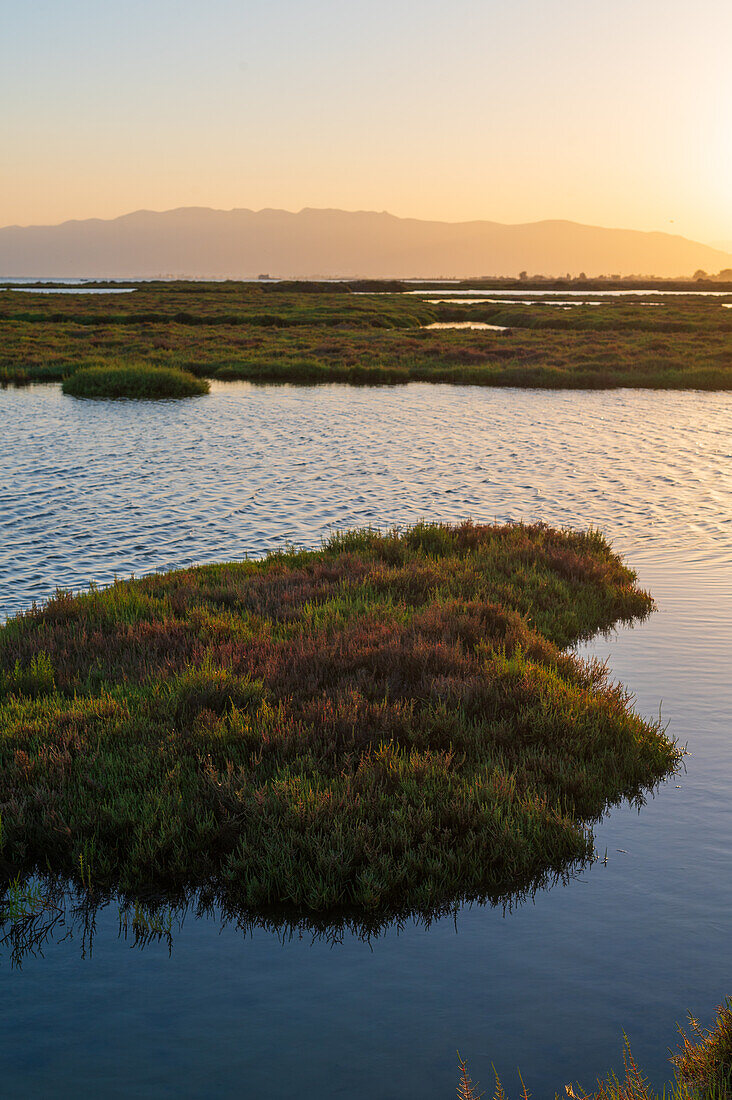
[2,0,730,245]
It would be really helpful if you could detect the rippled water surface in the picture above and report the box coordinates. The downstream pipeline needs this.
[1,381,731,1098]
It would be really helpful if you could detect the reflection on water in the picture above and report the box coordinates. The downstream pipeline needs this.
[3,287,136,295]
[426,297,603,306]
[1,382,732,1097]
[407,287,732,297]
[0,859,585,970]
[422,320,509,330]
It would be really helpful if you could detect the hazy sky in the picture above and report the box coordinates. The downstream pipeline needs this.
[2,0,730,244]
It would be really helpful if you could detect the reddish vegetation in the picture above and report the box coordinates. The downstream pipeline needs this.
[0,522,680,914]
[1,282,730,389]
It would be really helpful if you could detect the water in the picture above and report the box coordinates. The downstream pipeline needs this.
[0,277,267,285]
[426,298,604,306]
[425,299,672,308]
[422,320,509,330]
[3,287,136,295]
[1,381,731,1098]
[0,278,133,285]
[407,288,732,297]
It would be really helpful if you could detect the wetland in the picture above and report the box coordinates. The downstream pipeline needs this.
[1,285,731,1097]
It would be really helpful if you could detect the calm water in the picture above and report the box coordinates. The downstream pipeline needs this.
[423,320,509,330]
[426,298,604,306]
[1,381,731,1098]
[407,288,732,297]
[3,287,136,295]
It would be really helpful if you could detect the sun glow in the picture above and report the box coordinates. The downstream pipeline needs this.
[2,0,731,246]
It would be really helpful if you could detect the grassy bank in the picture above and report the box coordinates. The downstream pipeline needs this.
[0,522,680,913]
[0,281,730,390]
[62,363,209,399]
[1,318,731,390]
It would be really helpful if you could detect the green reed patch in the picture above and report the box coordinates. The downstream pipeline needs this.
[62,363,209,399]
[0,522,681,914]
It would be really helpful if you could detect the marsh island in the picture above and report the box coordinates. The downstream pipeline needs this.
[0,522,680,914]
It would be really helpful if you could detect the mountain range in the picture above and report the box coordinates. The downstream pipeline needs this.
[1,207,730,279]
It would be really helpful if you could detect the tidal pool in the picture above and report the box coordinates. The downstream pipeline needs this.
[1,381,731,1098]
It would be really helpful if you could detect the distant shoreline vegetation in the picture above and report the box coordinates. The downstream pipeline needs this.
[61,364,209,399]
[0,280,730,392]
[0,522,681,915]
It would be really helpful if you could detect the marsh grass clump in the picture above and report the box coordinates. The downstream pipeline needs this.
[0,522,680,914]
[672,1002,732,1098]
[62,363,209,399]
[169,661,265,723]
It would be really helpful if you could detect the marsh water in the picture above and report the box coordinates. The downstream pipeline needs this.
[1,284,136,294]
[1,381,731,1098]
[423,320,509,330]
[406,288,732,296]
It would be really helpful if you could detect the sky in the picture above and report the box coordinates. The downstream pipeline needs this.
[2,0,730,246]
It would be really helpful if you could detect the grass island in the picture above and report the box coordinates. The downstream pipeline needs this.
[61,363,210,399]
[0,522,680,915]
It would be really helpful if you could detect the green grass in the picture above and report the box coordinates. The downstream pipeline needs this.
[61,363,210,399]
[0,280,729,390]
[0,282,433,329]
[0,522,680,915]
[2,321,731,390]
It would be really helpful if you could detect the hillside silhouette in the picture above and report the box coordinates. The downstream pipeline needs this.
[1,207,730,279]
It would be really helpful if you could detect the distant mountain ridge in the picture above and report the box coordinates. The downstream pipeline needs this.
[1,206,730,279]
